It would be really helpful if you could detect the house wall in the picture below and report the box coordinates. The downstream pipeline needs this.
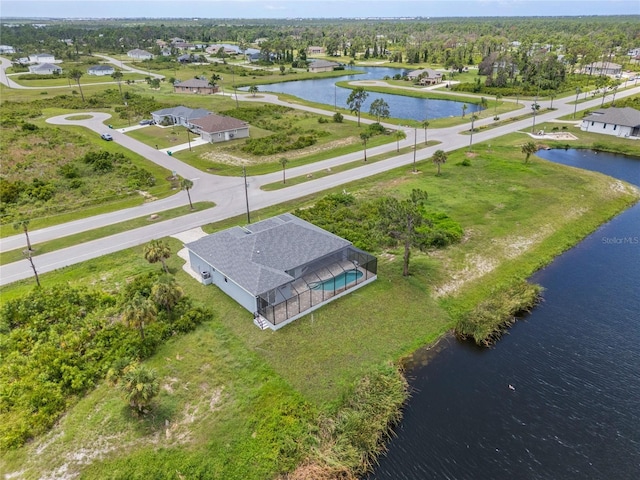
[173,85,217,94]
[88,69,113,76]
[188,251,258,312]
[580,120,634,138]
[309,66,334,73]
[28,65,60,74]
[202,126,249,143]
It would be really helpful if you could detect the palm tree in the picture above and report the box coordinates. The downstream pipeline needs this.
[119,363,159,412]
[494,94,502,116]
[122,293,157,340]
[111,70,124,98]
[461,103,468,118]
[360,132,371,162]
[180,178,194,209]
[469,115,478,151]
[151,276,184,313]
[209,73,221,88]
[248,85,258,97]
[67,68,85,101]
[279,157,289,184]
[521,141,537,164]
[144,239,171,273]
[422,120,430,145]
[432,149,447,176]
[394,130,406,152]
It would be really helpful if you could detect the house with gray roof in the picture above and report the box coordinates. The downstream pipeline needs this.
[127,48,153,60]
[308,59,340,73]
[185,214,377,330]
[150,106,211,127]
[188,114,249,143]
[28,62,62,74]
[406,68,443,85]
[173,78,219,94]
[87,64,115,76]
[580,107,640,139]
[583,61,622,76]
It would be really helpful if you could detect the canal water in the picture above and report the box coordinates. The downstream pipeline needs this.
[370,149,640,480]
[253,66,481,121]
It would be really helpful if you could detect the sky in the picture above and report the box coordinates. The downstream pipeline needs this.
[1,0,638,19]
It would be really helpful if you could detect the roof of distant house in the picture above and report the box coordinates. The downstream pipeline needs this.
[151,106,211,120]
[407,68,442,78]
[88,64,114,71]
[586,61,622,69]
[127,48,152,55]
[583,107,640,127]
[30,62,61,71]
[175,78,212,88]
[185,214,352,296]
[309,59,340,68]
[189,114,247,133]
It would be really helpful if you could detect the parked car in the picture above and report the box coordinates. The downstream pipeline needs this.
[101,133,113,141]
[139,119,155,125]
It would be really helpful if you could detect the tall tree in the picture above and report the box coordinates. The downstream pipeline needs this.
[369,98,390,123]
[521,141,537,164]
[394,130,406,152]
[432,149,447,176]
[151,276,184,313]
[346,87,369,126]
[111,69,124,98]
[209,73,221,87]
[122,293,157,340]
[279,157,289,184]
[180,178,194,209]
[67,68,85,101]
[378,189,432,277]
[422,120,430,145]
[461,103,468,118]
[13,219,32,252]
[248,85,258,97]
[144,239,171,273]
[360,132,370,162]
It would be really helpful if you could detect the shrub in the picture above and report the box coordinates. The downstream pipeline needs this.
[333,112,344,123]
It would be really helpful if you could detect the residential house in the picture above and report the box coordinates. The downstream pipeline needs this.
[28,63,62,74]
[583,62,622,76]
[87,64,115,76]
[151,106,211,127]
[308,59,340,73]
[177,53,195,63]
[307,45,325,55]
[29,53,55,63]
[406,68,443,85]
[188,114,249,143]
[0,45,15,54]
[127,49,153,60]
[580,107,640,139]
[185,213,377,330]
[173,78,219,94]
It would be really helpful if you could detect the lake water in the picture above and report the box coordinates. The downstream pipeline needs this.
[370,149,640,480]
[252,66,481,121]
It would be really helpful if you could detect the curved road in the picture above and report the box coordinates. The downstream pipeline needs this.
[1,60,638,285]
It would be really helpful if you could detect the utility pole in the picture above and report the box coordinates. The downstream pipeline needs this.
[573,87,581,119]
[412,127,417,173]
[186,127,192,151]
[243,166,251,224]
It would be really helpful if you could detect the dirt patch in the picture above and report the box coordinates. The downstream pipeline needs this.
[434,254,498,298]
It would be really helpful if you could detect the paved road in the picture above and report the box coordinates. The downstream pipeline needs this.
[1,64,638,285]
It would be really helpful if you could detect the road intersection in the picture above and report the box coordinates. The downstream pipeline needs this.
[1,56,638,286]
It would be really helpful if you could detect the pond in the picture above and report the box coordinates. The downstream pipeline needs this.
[251,66,481,122]
[369,149,640,479]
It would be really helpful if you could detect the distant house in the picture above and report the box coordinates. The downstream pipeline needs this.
[185,213,377,330]
[406,68,443,85]
[188,114,249,143]
[127,49,153,60]
[160,48,172,57]
[0,45,15,54]
[29,53,55,64]
[177,54,194,64]
[308,59,340,73]
[581,107,640,139]
[307,46,325,55]
[150,106,211,127]
[28,63,62,74]
[583,62,622,76]
[87,64,115,76]
[173,78,219,94]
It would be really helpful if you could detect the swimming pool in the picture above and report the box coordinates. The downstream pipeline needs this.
[310,269,364,291]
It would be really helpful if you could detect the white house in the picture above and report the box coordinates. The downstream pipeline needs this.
[308,59,340,73]
[150,106,211,127]
[185,214,377,330]
[406,68,443,85]
[580,107,640,139]
[29,53,55,63]
[0,45,15,54]
[188,114,249,143]
[583,62,622,76]
[87,64,115,76]
[28,63,62,74]
[127,49,153,60]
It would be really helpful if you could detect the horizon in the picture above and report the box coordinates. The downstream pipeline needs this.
[2,0,639,20]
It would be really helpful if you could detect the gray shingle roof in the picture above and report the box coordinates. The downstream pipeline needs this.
[151,106,211,120]
[189,114,247,133]
[175,79,211,88]
[309,60,339,69]
[583,107,640,127]
[88,65,114,71]
[185,214,352,295]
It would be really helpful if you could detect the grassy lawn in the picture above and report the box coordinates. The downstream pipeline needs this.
[0,201,214,266]
[8,72,146,88]
[1,128,638,479]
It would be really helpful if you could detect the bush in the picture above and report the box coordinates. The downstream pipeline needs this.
[318,117,328,124]
[333,112,344,123]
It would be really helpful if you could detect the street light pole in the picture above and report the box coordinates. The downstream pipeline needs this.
[186,127,192,151]
[413,127,417,173]
[469,115,476,151]
[573,87,581,119]
[243,166,251,224]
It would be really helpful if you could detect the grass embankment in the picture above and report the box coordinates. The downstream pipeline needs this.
[0,202,214,266]
[1,132,638,479]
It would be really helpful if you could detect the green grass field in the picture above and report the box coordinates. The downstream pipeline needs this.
[1,129,637,479]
